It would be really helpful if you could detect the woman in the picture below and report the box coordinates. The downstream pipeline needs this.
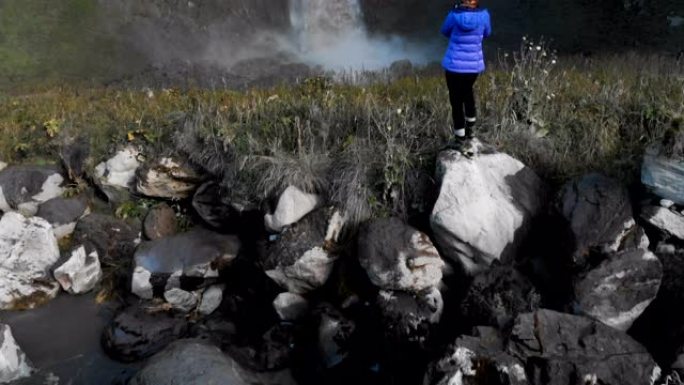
[441,0,491,144]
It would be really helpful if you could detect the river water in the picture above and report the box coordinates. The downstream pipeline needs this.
[0,293,137,385]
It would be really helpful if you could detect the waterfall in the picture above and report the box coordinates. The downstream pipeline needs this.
[289,0,365,52]
[288,0,432,70]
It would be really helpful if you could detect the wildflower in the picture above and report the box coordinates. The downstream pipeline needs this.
[536,46,542,51]
[522,36,527,41]
[387,125,392,131]
[396,108,403,115]
[551,60,557,64]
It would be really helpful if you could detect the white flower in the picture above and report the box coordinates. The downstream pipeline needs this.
[536,46,542,51]
[551,59,557,64]
[396,108,403,115]
[522,36,527,41]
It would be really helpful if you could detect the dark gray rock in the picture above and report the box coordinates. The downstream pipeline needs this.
[102,303,189,362]
[128,339,297,385]
[228,323,297,372]
[558,173,637,269]
[358,217,444,293]
[316,305,356,369]
[629,245,684,364]
[131,229,240,301]
[260,208,345,294]
[574,249,662,331]
[59,136,90,183]
[424,327,527,385]
[460,263,541,330]
[0,165,64,216]
[143,203,177,240]
[376,287,443,347]
[72,213,139,263]
[509,310,660,385]
[35,196,89,239]
[192,181,257,229]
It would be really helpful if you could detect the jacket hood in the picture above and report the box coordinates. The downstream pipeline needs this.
[454,9,484,32]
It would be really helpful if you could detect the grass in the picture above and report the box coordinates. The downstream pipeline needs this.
[1,41,682,224]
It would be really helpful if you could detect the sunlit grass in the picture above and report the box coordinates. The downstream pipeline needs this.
[1,45,682,222]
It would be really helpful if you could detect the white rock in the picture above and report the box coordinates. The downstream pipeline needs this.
[642,206,684,241]
[266,247,336,294]
[642,146,684,205]
[660,199,676,209]
[265,186,322,233]
[197,285,224,316]
[0,324,33,383]
[430,149,545,275]
[132,266,153,299]
[136,157,200,199]
[94,147,141,189]
[273,292,309,321]
[164,288,200,313]
[0,213,60,310]
[53,246,102,294]
[0,162,6,172]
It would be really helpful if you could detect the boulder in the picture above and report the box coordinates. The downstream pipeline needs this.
[376,287,443,346]
[0,213,60,310]
[316,306,356,369]
[197,285,224,316]
[509,310,660,385]
[72,214,139,262]
[574,249,662,331]
[358,217,444,293]
[102,303,189,362]
[0,161,6,172]
[94,146,141,190]
[164,288,200,312]
[641,205,684,241]
[0,165,64,216]
[460,263,541,330]
[265,185,322,233]
[143,203,178,240]
[430,149,546,275]
[53,246,103,294]
[558,173,637,268]
[59,136,90,182]
[0,324,33,383]
[642,144,684,205]
[192,181,257,229]
[625,245,684,364]
[129,339,297,385]
[136,157,201,199]
[131,229,240,299]
[261,208,345,294]
[273,292,309,321]
[424,327,526,385]
[35,196,89,239]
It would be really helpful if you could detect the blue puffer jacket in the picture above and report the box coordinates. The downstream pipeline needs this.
[441,7,492,73]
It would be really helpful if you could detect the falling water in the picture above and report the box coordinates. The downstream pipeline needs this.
[288,0,432,71]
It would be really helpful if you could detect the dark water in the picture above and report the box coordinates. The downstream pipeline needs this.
[0,293,138,385]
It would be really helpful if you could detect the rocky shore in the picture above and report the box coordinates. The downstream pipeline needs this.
[1,131,684,385]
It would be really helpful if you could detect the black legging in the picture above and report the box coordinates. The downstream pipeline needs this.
[445,71,478,133]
